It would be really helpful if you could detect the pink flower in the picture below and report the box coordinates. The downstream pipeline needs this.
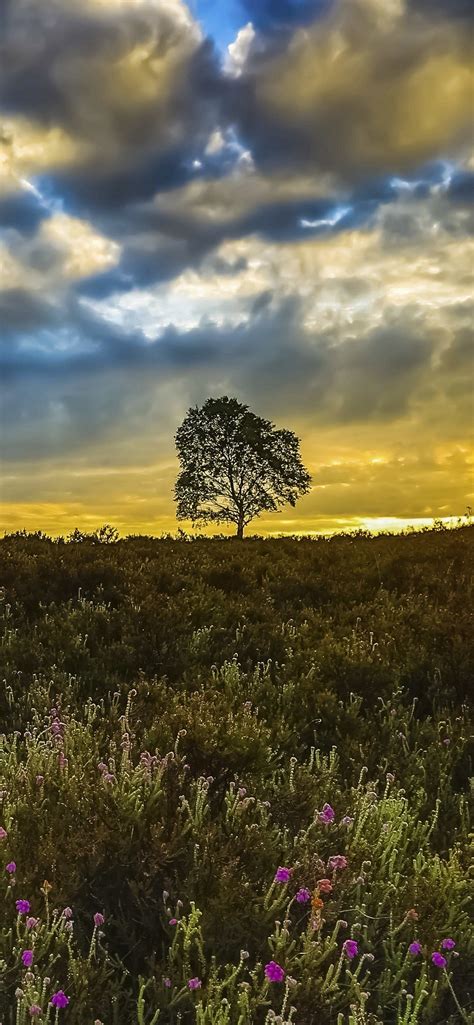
[21,950,34,968]
[265,961,285,982]
[163,977,172,988]
[16,900,31,915]
[328,855,348,871]
[188,977,202,990]
[93,912,105,927]
[441,938,455,950]
[343,939,359,960]
[431,952,447,967]
[50,991,70,1008]
[62,907,73,919]
[318,878,333,894]
[408,942,422,955]
[274,867,291,883]
[0,827,7,840]
[26,917,39,930]
[318,803,335,824]
[29,1007,42,1018]
[296,887,311,903]
[168,918,178,926]
[6,861,16,874]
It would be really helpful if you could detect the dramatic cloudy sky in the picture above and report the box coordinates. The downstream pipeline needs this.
[1,0,473,535]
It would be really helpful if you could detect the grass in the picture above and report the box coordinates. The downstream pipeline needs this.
[0,524,472,1023]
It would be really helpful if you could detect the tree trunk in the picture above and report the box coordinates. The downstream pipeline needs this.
[236,517,244,540]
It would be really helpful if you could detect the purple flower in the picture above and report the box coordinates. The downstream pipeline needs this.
[93,912,105,927]
[188,977,202,990]
[29,1007,42,1018]
[0,827,7,840]
[318,803,335,824]
[6,861,16,874]
[441,938,455,950]
[16,900,31,915]
[168,918,178,926]
[341,816,354,827]
[22,950,34,968]
[409,942,422,955]
[26,917,39,930]
[163,977,172,988]
[431,952,447,968]
[265,961,285,983]
[274,867,291,883]
[328,855,348,871]
[343,939,359,960]
[50,991,70,1008]
[296,887,311,903]
[62,907,73,920]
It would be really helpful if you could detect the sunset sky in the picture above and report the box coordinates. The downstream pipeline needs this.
[1,0,473,536]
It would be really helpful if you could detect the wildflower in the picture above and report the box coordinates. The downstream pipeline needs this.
[93,912,105,927]
[21,950,34,968]
[188,977,202,990]
[50,991,70,1008]
[0,827,7,839]
[312,896,324,911]
[431,952,447,967]
[343,940,359,959]
[441,938,455,950]
[16,900,31,915]
[168,918,178,926]
[26,917,39,930]
[103,773,115,783]
[62,907,73,919]
[274,867,291,883]
[318,804,335,824]
[409,942,422,955]
[341,816,354,827]
[406,908,418,921]
[328,855,348,871]
[318,878,333,894]
[265,961,285,982]
[163,977,172,988]
[35,776,44,786]
[296,887,311,903]
[6,861,16,873]
[29,1006,42,1017]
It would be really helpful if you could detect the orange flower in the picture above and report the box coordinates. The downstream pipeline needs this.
[312,895,324,911]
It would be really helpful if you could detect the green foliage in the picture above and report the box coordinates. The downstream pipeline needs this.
[0,527,472,1023]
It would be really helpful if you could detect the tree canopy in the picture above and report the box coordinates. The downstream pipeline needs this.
[174,396,311,537]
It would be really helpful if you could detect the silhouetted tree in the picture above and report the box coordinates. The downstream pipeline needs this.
[174,396,311,538]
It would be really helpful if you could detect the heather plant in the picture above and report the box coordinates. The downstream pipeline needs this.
[0,527,472,1023]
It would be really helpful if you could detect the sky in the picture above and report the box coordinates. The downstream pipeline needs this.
[0,0,473,537]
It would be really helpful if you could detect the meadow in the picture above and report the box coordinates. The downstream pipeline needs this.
[0,525,472,1025]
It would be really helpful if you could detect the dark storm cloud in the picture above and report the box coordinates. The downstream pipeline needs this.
[3,290,466,463]
[0,0,222,197]
[408,0,474,18]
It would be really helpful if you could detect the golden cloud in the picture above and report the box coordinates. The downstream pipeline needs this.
[245,0,473,177]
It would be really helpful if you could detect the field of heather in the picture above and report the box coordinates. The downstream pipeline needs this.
[0,526,472,1024]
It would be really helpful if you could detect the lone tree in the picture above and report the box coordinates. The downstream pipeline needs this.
[174,396,311,538]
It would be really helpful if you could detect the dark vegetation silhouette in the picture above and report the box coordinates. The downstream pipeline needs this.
[174,396,312,538]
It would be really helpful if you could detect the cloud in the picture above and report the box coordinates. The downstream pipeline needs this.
[234,0,473,180]
[0,0,221,204]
